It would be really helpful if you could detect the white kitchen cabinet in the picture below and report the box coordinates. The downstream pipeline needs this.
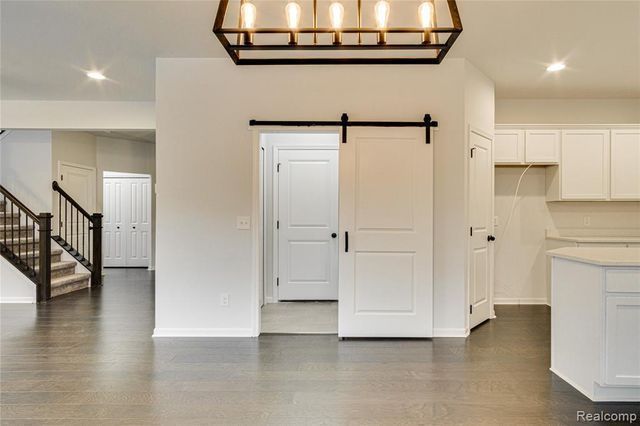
[605,292,640,386]
[559,129,610,200]
[550,249,640,401]
[525,130,560,164]
[494,129,524,164]
[610,129,640,200]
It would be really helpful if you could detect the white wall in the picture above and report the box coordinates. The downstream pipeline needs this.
[1,130,52,212]
[155,58,494,337]
[496,99,640,124]
[494,99,640,304]
[1,101,155,130]
[0,130,52,303]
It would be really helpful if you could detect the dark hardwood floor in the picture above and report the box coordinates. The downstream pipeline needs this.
[1,269,638,424]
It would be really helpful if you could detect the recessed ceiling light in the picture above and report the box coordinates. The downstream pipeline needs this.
[546,63,566,72]
[86,71,106,80]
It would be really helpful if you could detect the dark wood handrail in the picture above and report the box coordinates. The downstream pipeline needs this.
[52,181,92,219]
[0,184,38,220]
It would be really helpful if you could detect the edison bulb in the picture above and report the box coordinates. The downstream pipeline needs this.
[285,1,302,29]
[374,0,390,29]
[240,1,257,28]
[418,1,433,28]
[329,2,345,29]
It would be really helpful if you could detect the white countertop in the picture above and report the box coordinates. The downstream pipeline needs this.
[547,247,640,267]
[546,235,640,243]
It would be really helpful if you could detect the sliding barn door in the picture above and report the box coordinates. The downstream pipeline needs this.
[339,127,433,337]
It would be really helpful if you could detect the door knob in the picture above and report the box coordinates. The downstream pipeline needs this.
[487,235,496,242]
[331,233,337,238]
[133,226,136,229]
[116,226,120,229]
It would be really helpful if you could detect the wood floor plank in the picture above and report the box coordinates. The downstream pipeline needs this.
[2,269,639,424]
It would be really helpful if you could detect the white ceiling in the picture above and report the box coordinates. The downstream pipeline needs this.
[1,0,638,101]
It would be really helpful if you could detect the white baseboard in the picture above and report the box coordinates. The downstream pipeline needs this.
[152,327,255,337]
[0,297,35,304]
[494,297,549,305]
[433,328,469,338]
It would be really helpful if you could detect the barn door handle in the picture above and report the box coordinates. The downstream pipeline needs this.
[345,231,349,253]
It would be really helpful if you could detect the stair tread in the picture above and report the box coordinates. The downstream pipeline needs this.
[34,261,76,272]
[51,272,91,287]
[7,246,62,257]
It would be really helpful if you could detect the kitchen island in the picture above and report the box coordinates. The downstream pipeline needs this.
[548,247,640,402]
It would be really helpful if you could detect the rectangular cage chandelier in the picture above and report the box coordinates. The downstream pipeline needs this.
[212,0,462,65]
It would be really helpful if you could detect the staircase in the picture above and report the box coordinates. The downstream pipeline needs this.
[0,183,102,302]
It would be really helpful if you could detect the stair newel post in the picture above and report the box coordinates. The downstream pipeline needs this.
[37,213,52,303]
[91,213,103,288]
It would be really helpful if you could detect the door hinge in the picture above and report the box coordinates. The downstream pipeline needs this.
[470,147,475,158]
[60,174,64,181]
[277,163,281,172]
[470,304,473,314]
[277,277,279,286]
[470,227,473,236]
[276,220,279,229]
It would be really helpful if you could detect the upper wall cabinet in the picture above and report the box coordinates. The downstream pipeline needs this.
[494,130,524,164]
[610,129,640,200]
[559,129,610,200]
[494,128,559,165]
[525,130,560,164]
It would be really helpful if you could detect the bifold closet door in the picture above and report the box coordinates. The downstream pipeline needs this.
[103,179,125,267]
[103,177,151,267]
[338,127,434,338]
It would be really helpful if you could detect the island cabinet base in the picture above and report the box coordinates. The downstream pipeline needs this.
[550,256,640,402]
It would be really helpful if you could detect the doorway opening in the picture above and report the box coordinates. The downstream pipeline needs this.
[258,131,340,334]
[103,171,153,269]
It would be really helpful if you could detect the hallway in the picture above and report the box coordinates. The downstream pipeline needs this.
[1,270,637,423]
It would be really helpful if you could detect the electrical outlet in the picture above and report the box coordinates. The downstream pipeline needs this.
[237,216,250,230]
[220,293,229,306]
[583,216,591,227]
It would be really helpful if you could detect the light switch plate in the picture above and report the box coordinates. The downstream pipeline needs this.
[237,216,250,230]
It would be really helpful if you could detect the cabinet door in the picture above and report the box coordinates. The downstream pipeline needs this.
[605,296,640,386]
[561,130,610,200]
[494,130,524,164]
[610,129,640,200]
[525,130,559,164]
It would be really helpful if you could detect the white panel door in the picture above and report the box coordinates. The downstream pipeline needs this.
[339,127,433,337]
[126,179,152,267]
[58,162,96,247]
[561,130,610,200]
[277,149,339,300]
[469,130,494,329]
[610,129,640,200]
[103,179,125,267]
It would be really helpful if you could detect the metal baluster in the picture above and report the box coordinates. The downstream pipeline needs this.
[58,193,61,236]
[70,206,74,254]
[3,195,7,252]
[65,199,68,243]
[82,215,85,260]
[32,220,36,273]
[11,202,14,259]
